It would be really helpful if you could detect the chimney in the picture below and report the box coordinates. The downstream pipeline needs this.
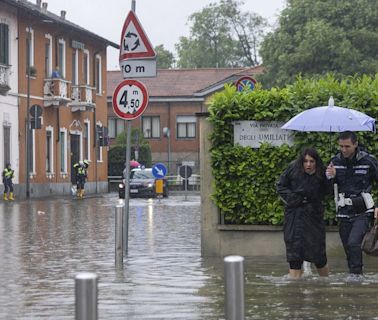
[60,10,66,20]
[36,0,42,7]
[42,2,48,11]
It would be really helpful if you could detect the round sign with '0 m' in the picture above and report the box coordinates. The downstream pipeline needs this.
[112,79,149,120]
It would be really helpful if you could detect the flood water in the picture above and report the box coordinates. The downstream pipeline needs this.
[1,194,378,319]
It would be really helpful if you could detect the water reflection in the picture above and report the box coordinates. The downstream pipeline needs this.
[0,195,378,319]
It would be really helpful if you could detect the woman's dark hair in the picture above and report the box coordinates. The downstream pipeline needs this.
[293,147,325,179]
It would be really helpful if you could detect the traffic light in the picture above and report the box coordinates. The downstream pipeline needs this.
[98,127,109,147]
[98,126,104,146]
[103,127,109,146]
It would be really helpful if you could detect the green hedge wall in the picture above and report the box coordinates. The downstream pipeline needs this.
[208,74,378,225]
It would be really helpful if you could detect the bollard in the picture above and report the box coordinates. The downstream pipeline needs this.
[75,272,98,320]
[115,204,124,265]
[224,255,245,320]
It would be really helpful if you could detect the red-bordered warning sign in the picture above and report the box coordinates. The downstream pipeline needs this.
[235,76,257,92]
[112,79,149,120]
[119,10,156,61]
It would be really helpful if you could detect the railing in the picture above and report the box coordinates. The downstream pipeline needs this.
[70,84,96,111]
[166,174,201,191]
[107,175,201,192]
[0,64,10,95]
[43,78,71,106]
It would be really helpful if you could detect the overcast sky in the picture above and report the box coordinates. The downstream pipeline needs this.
[44,0,286,70]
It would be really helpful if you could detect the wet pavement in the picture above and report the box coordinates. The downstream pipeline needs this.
[1,194,378,319]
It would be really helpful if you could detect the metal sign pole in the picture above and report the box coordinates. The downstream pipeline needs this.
[185,165,188,201]
[123,120,131,255]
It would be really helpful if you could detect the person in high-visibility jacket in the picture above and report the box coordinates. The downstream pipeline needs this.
[2,163,15,201]
[73,160,89,198]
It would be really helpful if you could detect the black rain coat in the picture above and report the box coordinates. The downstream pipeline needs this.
[277,163,331,263]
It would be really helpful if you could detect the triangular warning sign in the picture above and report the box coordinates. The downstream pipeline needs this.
[119,11,156,61]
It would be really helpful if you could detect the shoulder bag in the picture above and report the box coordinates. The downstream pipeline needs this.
[361,218,378,256]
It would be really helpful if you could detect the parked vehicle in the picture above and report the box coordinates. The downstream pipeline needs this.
[118,168,168,198]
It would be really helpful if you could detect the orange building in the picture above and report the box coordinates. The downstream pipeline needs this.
[2,0,118,198]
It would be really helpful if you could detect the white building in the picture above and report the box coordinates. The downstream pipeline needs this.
[0,2,19,183]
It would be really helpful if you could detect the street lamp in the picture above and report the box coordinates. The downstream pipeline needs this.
[163,127,171,174]
[25,25,32,198]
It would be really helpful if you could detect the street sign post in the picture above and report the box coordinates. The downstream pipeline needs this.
[179,165,192,200]
[119,2,156,258]
[236,76,257,92]
[120,59,157,78]
[112,79,149,120]
[152,163,167,179]
[119,10,156,61]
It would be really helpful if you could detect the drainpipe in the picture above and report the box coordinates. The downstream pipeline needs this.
[93,52,99,193]
[167,102,171,174]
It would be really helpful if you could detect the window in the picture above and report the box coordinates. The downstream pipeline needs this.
[177,115,196,138]
[58,39,66,78]
[46,127,54,173]
[108,118,126,139]
[26,27,34,73]
[83,50,89,85]
[142,116,160,138]
[3,125,10,165]
[72,49,78,85]
[108,118,116,138]
[44,35,52,77]
[95,54,102,94]
[83,121,90,160]
[0,23,9,65]
[60,129,67,173]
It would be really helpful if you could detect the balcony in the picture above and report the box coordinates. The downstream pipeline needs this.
[0,64,11,95]
[68,84,96,112]
[43,78,71,107]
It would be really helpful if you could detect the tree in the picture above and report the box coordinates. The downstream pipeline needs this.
[175,0,267,68]
[259,0,378,88]
[108,128,152,175]
[219,0,268,66]
[155,44,175,69]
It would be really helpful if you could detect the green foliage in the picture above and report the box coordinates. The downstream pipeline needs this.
[108,128,152,175]
[175,0,267,68]
[259,0,378,88]
[155,44,175,69]
[208,73,378,225]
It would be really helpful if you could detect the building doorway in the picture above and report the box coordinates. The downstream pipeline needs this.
[70,134,80,184]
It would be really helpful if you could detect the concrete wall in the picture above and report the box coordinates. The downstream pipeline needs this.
[198,113,343,257]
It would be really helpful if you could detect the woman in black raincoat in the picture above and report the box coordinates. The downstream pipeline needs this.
[277,148,332,279]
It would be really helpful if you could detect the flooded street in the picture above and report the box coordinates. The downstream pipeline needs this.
[1,194,378,319]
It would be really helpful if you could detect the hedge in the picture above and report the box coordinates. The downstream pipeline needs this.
[208,74,378,225]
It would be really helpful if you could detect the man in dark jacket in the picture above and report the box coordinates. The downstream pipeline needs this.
[326,131,378,274]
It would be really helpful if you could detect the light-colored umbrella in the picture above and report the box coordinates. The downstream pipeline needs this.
[281,97,376,132]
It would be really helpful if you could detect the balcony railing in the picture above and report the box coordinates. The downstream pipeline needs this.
[43,78,71,106]
[0,64,11,95]
[69,84,96,112]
